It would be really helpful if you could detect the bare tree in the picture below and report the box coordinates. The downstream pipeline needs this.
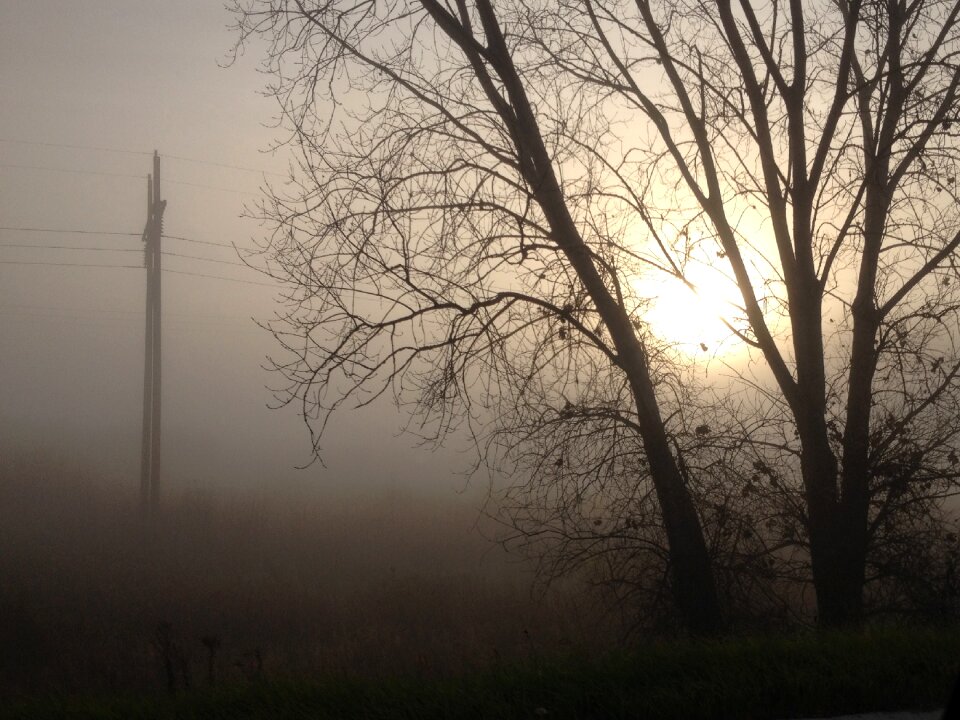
[232,0,960,630]
[579,0,960,627]
[231,0,724,633]
[489,366,809,631]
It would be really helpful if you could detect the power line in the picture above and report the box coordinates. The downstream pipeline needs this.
[0,311,263,333]
[0,227,249,252]
[0,244,261,268]
[164,153,285,178]
[0,256,276,282]
[0,138,151,156]
[0,226,140,237]
[0,260,142,269]
[0,255,275,281]
[0,163,256,195]
[162,267,279,287]
[1,302,256,321]
[161,250,248,268]
[1,302,144,315]
[162,233,237,249]
[163,177,258,195]
[0,243,141,252]
[0,163,144,180]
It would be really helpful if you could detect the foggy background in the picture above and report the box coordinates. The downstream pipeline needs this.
[5,3,960,714]
[0,3,587,694]
[0,1,483,501]
[4,1,958,705]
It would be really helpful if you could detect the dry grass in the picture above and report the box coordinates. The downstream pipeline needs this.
[0,447,611,698]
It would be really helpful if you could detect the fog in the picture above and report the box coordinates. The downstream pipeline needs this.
[0,2,600,695]
[0,1,482,496]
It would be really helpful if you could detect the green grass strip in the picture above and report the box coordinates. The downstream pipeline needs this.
[5,625,958,720]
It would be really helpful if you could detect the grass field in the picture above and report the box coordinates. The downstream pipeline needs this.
[2,452,958,719]
[0,451,609,699]
[4,626,958,719]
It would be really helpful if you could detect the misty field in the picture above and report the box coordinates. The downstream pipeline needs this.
[3,448,959,719]
[4,629,958,719]
[0,447,611,699]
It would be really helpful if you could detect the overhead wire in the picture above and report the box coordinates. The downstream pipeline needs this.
[162,267,279,287]
[162,233,239,249]
[0,138,151,156]
[0,145,280,287]
[0,310,265,333]
[0,163,144,180]
[163,153,285,178]
[0,243,141,252]
[1,302,144,315]
[0,258,280,287]
[163,178,259,195]
[0,243,261,271]
[0,226,250,252]
[0,253,274,285]
[0,226,140,237]
[0,302,259,322]
[161,250,248,268]
[0,163,256,195]
[0,260,142,269]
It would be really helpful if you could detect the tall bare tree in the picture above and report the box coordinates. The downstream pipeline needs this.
[232,0,960,630]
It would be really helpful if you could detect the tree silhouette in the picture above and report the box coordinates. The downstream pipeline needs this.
[232,0,960,630]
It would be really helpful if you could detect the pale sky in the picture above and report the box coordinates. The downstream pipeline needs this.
[0,1,469,503]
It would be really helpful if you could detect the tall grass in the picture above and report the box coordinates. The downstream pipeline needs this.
[0,449,609,698]
[5,626,958,719]
[4,449,957,720]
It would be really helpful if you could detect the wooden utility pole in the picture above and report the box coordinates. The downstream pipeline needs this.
[140,151,166,518]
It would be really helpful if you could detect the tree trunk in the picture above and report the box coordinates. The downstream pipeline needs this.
[801,435,869,628]
[649,451,725,635]
[626,354,724,635]
[810,534,867,627]
[808,516,867,627]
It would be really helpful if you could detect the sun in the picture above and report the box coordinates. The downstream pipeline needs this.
[632,264,745,357]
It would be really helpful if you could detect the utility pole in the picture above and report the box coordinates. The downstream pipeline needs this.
[140,151,166,518]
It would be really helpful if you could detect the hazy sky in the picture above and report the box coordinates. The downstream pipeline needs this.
[0,2,471,502]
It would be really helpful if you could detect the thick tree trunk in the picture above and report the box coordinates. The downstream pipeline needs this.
[815,0,903,628]
[625,350,724,635]
[808,514,867,628]
[790,275,868,628]
[809,524,867,627]
[801,431,869,628]
[646,444,724,634]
